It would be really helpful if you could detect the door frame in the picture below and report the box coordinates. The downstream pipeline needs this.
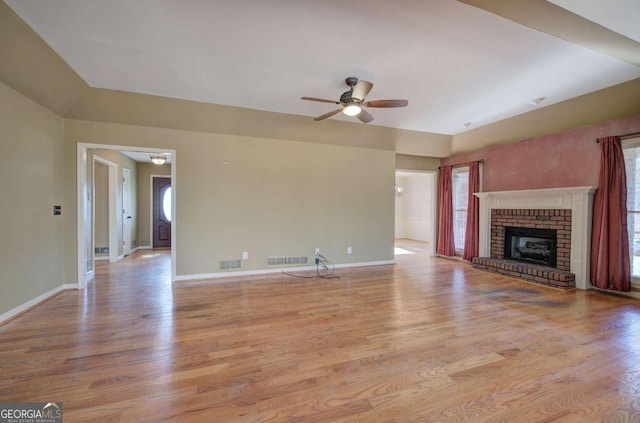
[394,169,438,256]
[150,175,172,249]
[92,155,119,266]
[77,143,177,289]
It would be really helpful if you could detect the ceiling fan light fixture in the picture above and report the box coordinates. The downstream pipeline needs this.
[301,77,407,123]
[150,153,167,165]
[343,104,362,116]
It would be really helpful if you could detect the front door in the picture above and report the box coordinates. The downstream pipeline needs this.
[153,177,172,248]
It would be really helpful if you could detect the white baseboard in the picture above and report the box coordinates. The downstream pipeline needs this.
[94,256,109,261]
[175,260,396,283]
[0,283,77,325]
[136,246,152,250]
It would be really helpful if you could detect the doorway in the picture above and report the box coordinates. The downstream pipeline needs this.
[77,143,176,289]
[92,155,118,271]
[394,170,437,256]
[152,176,172,248]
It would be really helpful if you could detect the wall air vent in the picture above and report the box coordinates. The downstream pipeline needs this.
[220,259,241,270]
[267,256,308,266]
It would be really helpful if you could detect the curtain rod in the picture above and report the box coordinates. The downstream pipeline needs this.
[439,159,484,170]
[596,131,640,143]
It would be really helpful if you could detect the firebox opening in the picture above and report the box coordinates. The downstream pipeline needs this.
[504,226,557,268]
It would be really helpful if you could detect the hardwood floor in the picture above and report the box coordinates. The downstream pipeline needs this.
[1,240,640,422]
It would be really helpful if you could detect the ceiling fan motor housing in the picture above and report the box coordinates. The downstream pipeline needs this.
[340,91,354,104]
[341,77,359,103]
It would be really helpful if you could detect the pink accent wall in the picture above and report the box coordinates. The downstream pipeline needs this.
[442,114,640,192]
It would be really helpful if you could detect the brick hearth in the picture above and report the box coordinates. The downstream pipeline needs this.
[472,257,575,289]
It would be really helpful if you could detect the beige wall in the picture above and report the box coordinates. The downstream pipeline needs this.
[137,162,171,247]
[396,154,440,172]
[64,119,395,279]
[93,162,109,253]
[0,81,64,315]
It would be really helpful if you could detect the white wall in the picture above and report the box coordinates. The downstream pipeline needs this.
[395,172,435,242]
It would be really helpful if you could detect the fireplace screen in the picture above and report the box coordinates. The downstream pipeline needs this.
[504,226,557,267]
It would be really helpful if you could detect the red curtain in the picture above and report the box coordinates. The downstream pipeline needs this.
[463,162,480,261]
[590,136,631,291]
[437,166,455,256]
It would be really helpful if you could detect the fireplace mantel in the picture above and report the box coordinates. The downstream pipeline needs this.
[475,186,596,289]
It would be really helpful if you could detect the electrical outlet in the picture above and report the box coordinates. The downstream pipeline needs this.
[315,248,320,255]
[347,246,352,255]
[242,251,248,260]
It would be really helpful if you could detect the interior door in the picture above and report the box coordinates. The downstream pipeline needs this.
[153,177,172,248]
[122,167,132,255]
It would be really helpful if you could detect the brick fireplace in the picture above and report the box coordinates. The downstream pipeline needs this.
[491,209,571,270]
[473,187,596,289]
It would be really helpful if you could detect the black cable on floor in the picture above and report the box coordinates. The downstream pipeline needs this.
[281,252,340,279]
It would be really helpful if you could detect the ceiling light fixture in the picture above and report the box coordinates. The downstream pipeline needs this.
[343,104,362,116]
[150,153,167,165]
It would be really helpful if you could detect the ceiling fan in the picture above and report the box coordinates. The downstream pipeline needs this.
[301,77,408,123]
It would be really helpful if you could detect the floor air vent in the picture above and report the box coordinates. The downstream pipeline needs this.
[220,259,241,270]
[267,256,308,266]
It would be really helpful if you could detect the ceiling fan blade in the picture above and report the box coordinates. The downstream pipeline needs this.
[351,81,373,101]
[314,108,342,121]
[364,99,408,108]
[357,109,374,123]
[301,97,340,104]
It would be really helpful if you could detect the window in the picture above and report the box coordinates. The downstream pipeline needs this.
[623,138,640,279]
[452,167,469,253]
[162,186,172,222]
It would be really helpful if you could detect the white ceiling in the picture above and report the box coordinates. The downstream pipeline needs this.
[6,0,640,135]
